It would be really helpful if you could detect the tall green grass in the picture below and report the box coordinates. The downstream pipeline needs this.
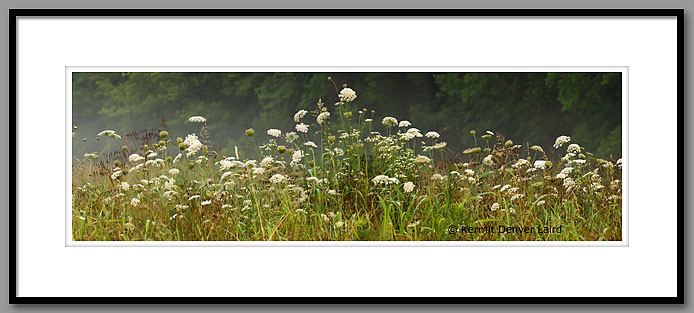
[72,84,622,241]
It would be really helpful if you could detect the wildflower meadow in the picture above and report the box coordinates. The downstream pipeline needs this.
[72,78,623,241]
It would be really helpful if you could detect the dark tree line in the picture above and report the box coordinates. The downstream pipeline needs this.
[72,72,621,159]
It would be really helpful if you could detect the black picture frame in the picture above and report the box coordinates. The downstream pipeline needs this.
[10,8,684,305]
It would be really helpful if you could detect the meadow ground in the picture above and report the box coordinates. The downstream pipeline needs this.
[72,86,622,241]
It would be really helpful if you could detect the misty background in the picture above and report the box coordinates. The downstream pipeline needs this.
[71,72,622,161]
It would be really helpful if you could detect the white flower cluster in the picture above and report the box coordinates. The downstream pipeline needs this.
[97,130,121,139]
[482,155,494,166]
[290,150,303,168]
[431,173,445,181]
[381,117,398,127]
[295,123,309,133]
[512,159,530,169]
[403,182,415,193]
[267,129,282,137]
[129,153,145,163]
[567,143,581,154]
[563,177,576,189]
[188,116,206,123]
[556,167,574,179]
[534,160,549,169]
[110,169,123,180]
[554,135,571,149]
[294,109,308,123]
[280,132,296,143]
[317,112,330,126]
[269,174,288,184]
[184,133,203,157]
[372,175,399,185]
[414,155,431,164]
[338,87,357,102]
[425,131,440,139]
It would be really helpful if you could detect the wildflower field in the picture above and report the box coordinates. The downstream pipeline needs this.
[72,83,623,241]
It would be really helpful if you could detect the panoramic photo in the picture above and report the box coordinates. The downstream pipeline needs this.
[70,72,623,241]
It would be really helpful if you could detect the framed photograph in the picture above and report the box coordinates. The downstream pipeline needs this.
[12,9,683,303]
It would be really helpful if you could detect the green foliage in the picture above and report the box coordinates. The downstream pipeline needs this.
[72,83,622,242]
[72,72,621,159]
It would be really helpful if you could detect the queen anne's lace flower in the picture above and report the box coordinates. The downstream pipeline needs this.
[184,134,203,156]
[554,135,571,149]
[563,177,576,189]
[556,167,574,179]
[407,128,423,138]
[269,174,288,184]
[294,109,308,123]
[97,130,121,139]
[425,131,440,139]
[188,116,206,123]
[110,170,123,180]
[567,144,581,154]
[372,175,399,185]
[295,123,309,133]
[534,160,549,169]
[512,159,530,168]
[260,156,273,167]
[129,153,145,163]
[267,129,282,138]
[403,182,415,193]
[398,120,411,128]
[482,155,494,166]
[292,150,303,162]
[381,117,398,127]
[285,132,299,143]
[414,155,431,163]
[119,182,130,191]
[317,112,330,126]
[338,88,357,102]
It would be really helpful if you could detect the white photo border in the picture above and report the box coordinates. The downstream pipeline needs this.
[14,11,681,301]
